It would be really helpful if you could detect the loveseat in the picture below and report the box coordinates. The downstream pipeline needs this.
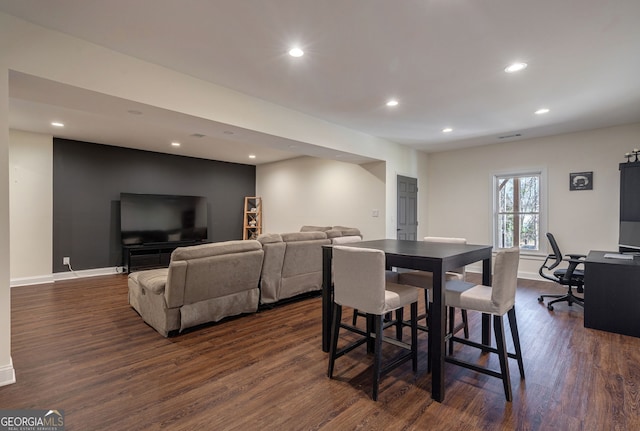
[128,240,264,336]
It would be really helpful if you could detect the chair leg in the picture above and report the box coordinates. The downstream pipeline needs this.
[327,303,343,378]
[352,308,358,325]
[507,307,525,379]
[423,289,430,326]
[539,284,584,310]
[372,314,384,401]
[461,309,469,338]
[448,306,454,355]
[411,302,418,372]
[426,301,432,373]
[366,314,375,353]
[395,307,404,341]
[493,314,513,402]
[448,307,470,355]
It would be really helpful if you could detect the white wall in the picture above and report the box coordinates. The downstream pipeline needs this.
[0,63,16,386]
[9,130,53,285]
[426,123,640,278]
[256,157,387,239]
[415,150,430,239]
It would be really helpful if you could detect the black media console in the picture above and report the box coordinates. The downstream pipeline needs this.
[122,242,205,273]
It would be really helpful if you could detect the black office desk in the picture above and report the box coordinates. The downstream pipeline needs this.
[322,239,493,402]
[584,250,640,338]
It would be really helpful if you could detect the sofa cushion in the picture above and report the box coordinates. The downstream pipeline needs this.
[300,225,332,232]
[333,226,362,237]
[257,233,283,244]
[171,240,261,261]
[130,268,169,294]
[324,229,343,239]
[281,231,327,242]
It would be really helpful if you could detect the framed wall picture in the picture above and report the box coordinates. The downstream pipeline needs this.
[570,171,593,191]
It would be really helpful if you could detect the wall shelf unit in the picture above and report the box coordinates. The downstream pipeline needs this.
[243,196,262,240]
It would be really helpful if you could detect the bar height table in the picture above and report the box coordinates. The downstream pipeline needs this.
[322,239,493,402]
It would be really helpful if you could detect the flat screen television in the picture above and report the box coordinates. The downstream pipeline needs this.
[120,193,208,246]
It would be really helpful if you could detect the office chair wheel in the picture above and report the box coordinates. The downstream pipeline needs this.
[538,296,544,303]
[547,304,554,311]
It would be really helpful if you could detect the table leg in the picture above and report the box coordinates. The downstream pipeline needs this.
[322,246,333,352]
[431,266,445,402]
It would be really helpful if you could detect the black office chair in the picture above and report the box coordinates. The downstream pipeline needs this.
[538,233,585,311]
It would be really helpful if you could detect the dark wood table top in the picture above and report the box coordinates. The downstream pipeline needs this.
[325,239,493,271]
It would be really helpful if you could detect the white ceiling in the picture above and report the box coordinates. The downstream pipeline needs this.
[2,0,640,165]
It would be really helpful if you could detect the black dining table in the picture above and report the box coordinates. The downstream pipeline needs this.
[321,239,493,402]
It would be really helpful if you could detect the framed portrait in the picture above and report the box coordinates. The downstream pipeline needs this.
[570,171,593,191]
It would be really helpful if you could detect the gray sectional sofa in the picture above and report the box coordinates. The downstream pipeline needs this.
[128,226,361,336]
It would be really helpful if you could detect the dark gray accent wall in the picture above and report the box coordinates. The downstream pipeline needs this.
[53,138,255,272]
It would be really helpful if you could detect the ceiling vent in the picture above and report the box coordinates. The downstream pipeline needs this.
[498,133,522,139]
[190,133,206,138]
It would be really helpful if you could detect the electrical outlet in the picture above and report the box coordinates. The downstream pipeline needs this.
[63,257,70,265]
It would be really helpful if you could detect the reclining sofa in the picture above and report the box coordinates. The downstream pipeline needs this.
[128,240,264,336]
[128,226,361,336]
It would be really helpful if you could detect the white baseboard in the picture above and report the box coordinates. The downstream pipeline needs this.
[466,267,550,282]
[0,357,16,387]
[10,274,55,287]
[53,266,126,281]
[10,267,126,287]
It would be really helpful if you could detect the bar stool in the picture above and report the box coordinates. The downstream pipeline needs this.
[444,247,525,401]
[327,245,420,401]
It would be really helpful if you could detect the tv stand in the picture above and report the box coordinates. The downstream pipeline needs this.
[123,241,205,273]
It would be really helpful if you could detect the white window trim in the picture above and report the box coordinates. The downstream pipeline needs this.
[490,167,548,257]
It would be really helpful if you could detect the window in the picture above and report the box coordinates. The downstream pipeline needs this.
[493,171,545,252]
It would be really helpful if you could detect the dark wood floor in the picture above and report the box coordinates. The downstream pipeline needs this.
[1,273,639,430]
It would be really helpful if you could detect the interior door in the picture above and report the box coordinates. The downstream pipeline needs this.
[397,175,418,240]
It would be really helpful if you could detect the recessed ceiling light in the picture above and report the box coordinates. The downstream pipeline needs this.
[249,154,256,159]
[171,142,181,147]
[442,128,453,133]
[386,99,399,107]
[535,108,550,115]
[288,47,304,57]
[51,122,64,127]
[504,62,528,73]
